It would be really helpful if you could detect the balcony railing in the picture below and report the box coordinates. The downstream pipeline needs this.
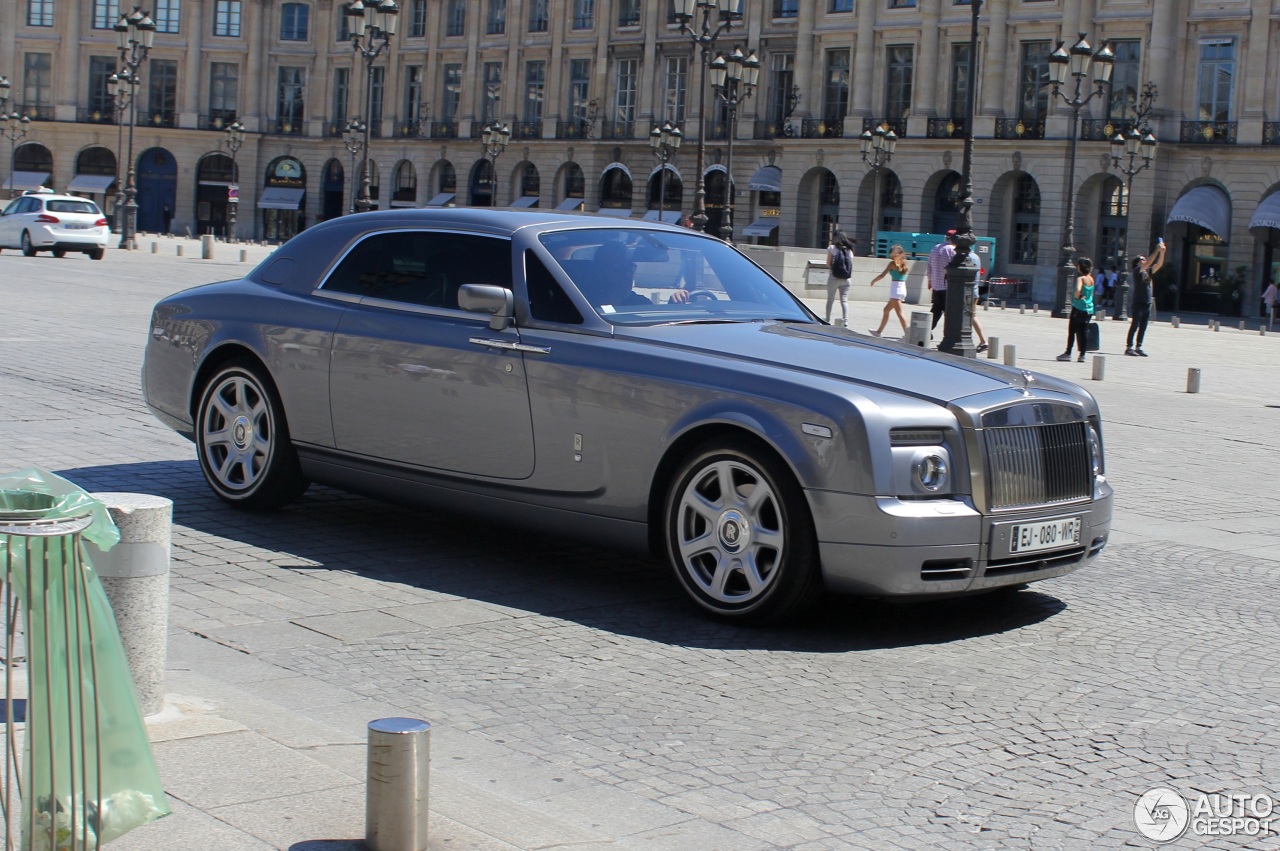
[324,121,350,138]
[556,119,593,139]
[512,121,542,140]
[863,117,906,137]
[17,104,54,121]
[800,118,842,138]
[753,118,797,140]
[270,117,305,136]
[139,110,177,128]
[1180,121,1236,144]
[77,108,118,125]
[1079,118,1145,142]
[1264,122,1280,146]
[926,117,965,139]
[198,113,239,131]
[994,118,1045,140]
[397,119,427,138]
[430,121,458,139]
[706,120,729,140]
[599,120,636,140]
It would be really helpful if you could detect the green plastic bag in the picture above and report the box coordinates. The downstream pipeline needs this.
[0,469,170,849]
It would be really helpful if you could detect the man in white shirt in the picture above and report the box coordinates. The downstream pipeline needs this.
[926,230,957,331]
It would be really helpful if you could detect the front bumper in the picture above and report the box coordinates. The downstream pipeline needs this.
[808,485,1114,596]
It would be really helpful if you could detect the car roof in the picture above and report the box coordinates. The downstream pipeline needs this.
[303,206,694,239]
[21,193,98,204]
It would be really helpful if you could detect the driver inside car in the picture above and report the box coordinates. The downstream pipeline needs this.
[581,241,691,311]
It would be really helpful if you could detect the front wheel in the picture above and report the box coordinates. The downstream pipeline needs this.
[195,361,309,509]
[89,248,105,260]
[52,249,66,258]
[21,232,36,256]
[664,437,823,624]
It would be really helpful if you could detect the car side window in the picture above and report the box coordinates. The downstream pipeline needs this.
[322,230,511,310]
[1,199,21,215]
[525,251,582,324]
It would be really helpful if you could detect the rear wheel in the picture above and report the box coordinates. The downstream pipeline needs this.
[195,361,309,510]
[89,248,105,260]
[21,232,35,257]
[664,437,823,624]
[52,249,66,258]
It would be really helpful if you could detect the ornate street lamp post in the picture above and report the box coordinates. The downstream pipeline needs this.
[0,77,33,200]
[709,47,758,242]
[1047,33,1114,318]
[105,69,134,231]
[859,123,897,252]
[115,6,156,249]
[480,121,511,205]
[343,119,366,213]
[346,0,398,212]
[223,119,245,241]
[673,0,745,233]
[938,0,982,357]
[649,121,683,220]
[1110,126,1158,322]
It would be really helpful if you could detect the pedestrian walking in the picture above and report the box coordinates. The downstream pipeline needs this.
[1263,278,1278,328]
[1057,256,1096,363]
[867,245,910,337]
[824,230,855,324]
[926,231,956,331]
[1126,240,1166,356]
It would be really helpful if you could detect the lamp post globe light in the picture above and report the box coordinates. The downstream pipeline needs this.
[346,0,398,213]
[105,69,134,231]
[938,0,982,357]
[709,47,758,242]
[673,0,745,233]
[223,119,245,241]
[115,5,156,250]
[343,119,367,213]
[650,121,682,220]
[1110,125,1158,321]
[0,76,33,200]
[1048,32,1114,319]
[859,123,897,252]
[480,121,511,205]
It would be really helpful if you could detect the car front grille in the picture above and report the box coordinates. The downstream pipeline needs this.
[983,420,1092,510]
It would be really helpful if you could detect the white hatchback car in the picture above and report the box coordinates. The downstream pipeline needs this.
[0,190,110,259]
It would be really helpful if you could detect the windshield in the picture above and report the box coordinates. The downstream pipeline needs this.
[539,228,815,326]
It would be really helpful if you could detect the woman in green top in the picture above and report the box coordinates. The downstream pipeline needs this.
[1057,256,1095,363]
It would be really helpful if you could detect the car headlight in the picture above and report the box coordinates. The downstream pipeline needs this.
[1087,421,1103,477]
[913,453,949,492]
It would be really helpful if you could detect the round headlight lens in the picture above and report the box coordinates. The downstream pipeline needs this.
[914,453,948,492]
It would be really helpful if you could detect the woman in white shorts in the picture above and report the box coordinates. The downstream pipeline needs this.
[867,245,909,337]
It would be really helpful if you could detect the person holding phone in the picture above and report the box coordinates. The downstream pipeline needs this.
[1126,239,1166,356]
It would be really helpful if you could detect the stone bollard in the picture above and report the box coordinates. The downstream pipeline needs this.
[1020,304,1026,314]
[151,241,158,254]
[201,234,215,259]
[1213,321,1220,332]
[987,336,1000,359]
[1002,344,1016,366]
[1262,327,1267,336]
[1239,321,1246,331]
[366,718,431,851]
[1187,368,1201,394]
[176,245,183,257]
[1032,304,1039,313]
[1172,316,1180,328]
[84,493,171,717]
[1091,355,1105,381]
[240,249,248,262]
[1001,300,1007,310]
[983,299,990,311]
[906,311,930,347]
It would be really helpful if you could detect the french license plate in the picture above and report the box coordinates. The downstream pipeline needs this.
[1010,517,1080,554]
[64,223,91,230]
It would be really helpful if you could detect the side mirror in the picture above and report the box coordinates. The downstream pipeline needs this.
[458,283,514,331]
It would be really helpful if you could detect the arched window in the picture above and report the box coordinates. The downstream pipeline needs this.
[1097,177,1126,269]
[1012,174,1040,264]
[818,170,839,248]
[521,164,540,198]
[563,162,584,199]
[599,166,632,209]
[439,161,456,194]
[932,172,960,233]
[880,171,902,232]
[393,160,417,204]
[647,166,683,211]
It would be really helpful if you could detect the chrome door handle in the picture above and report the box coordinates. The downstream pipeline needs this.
[468,337,551,354]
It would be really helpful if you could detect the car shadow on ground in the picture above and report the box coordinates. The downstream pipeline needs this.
[57,460,1067,653]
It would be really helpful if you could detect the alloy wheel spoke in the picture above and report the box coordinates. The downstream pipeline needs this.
[677,529,720,564]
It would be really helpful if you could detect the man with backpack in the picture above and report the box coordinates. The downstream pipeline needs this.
[825,230,855,324]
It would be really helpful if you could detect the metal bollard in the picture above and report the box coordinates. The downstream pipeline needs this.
[987,336,1000,359]
[366,718,431,851]
[201,233,215,259]
[1187,368,1201,394]
[1002,344,1016,366]
[240,248,248,262]
[1091,355,1105,381]
[84,493,172,717]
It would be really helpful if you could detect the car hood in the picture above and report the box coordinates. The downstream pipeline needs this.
[619,320,1049,405]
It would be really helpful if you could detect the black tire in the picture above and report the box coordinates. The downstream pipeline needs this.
[663,436,823,624]
[89,248,105,260]
[195,360,309,510]
[52,249,66,258]
[21,232,36,257]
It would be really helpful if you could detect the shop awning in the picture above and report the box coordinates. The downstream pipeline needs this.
[642,210,682,223]
[1167,185,1230,239]
[1248,192,1280,239]
[424,192,455,207]
[555,197,584,211]
[511,196,539,208]
[595,207,632,218]
[390,200,417,208]
[258,187,305,210]
[742,219,779,237]
[66,174,117,194]
[5,171,50,192]
[747,165,782,192]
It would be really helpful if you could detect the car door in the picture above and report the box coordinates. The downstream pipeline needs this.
[0,197,28,247]
[326,228,536,479]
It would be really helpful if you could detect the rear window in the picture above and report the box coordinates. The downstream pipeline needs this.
[46,200,101,215]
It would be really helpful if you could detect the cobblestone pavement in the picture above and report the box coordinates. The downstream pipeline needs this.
[1,241,1278,850]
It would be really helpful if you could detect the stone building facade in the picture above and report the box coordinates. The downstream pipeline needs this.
[2,0,1279,311]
